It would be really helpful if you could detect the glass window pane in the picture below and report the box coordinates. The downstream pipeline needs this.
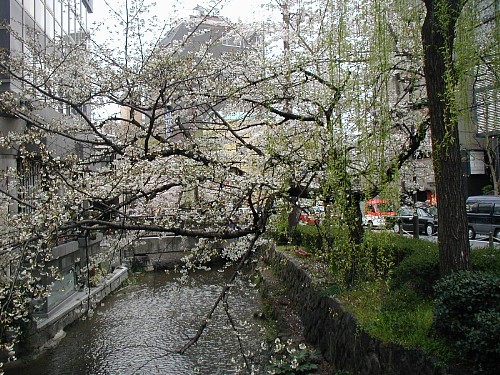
[46,12,54,40]
[54,0,61,24]
[25,0,35,18]
[69,4,75,34]
[478,203,492,213]
[54,20,61,39]
[35,0,44,29]
[62,3,68,35]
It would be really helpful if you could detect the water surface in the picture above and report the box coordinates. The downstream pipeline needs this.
[9,267,267,374]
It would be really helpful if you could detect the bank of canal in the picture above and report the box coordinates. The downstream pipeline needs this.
[7,267,269,374]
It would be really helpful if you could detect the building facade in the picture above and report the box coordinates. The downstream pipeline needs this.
[0,0,96,315]
[1,0,93,92]
[459,0,499,197]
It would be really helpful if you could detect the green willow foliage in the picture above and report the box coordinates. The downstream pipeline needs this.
[316,0,420,284]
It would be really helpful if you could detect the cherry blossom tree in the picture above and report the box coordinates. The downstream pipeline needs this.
[1,0,482,363]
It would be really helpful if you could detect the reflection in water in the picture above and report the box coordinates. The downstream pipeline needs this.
[10,267,268,374]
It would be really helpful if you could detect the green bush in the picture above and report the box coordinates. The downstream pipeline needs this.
[296,225,323,253]
[471,247,500,275]
[365,232,422,263]
[390,245,498,298]
[359,232,432,280]
[268,224,323,252]
[433,271,500,374]
[390,244,439,297]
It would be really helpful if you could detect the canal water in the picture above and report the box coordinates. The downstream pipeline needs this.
[9,267,269,374]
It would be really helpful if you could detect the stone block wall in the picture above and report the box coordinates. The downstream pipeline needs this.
[261,246,464,375]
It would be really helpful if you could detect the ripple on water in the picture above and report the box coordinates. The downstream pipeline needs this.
[7,268,268,375]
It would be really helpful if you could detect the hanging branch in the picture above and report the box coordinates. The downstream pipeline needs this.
[222,292,251,372]
[177,232,262,355]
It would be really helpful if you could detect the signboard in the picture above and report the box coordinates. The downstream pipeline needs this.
[470,150,485,175]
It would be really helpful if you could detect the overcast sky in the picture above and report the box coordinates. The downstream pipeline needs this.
[87,0,274,48]
[90,0,270,25]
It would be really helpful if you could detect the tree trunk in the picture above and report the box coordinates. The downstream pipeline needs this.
[421,0,471,276]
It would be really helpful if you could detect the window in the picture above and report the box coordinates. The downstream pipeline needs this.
[46,12,54,40]
[69,0,76,34]
[400,207,413,216]
[35,0,45,29]
[46,268,76,310]
[18,157,42,214]
[62,2,68,35]
[477,203,492,213]
[54,0,61,25]
[54,20,61,39]
[25,0,35,18]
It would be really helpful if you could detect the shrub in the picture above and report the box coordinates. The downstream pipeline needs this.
[292,225,322,253]
[433,271,500,374]
[471,247,500,275]
[390,244,439,297]
[268,224,323,252]
[359,232,428,280]
[267,338,320,374]
[363,232,423,264]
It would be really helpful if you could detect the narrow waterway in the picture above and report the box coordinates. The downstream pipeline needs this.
[9,266,269,374]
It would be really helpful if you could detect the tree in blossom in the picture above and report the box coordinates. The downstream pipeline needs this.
[0,0,488,363]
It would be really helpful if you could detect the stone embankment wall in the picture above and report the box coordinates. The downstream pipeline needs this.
[128,236,230,270]
[261,246,463,375]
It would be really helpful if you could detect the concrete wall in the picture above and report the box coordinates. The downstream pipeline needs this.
[25,266,128,356]
[128,235,227,270]
[261,246,465,375]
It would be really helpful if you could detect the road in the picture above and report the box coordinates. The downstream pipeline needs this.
[396,231,499,249]
[375,226,499,249]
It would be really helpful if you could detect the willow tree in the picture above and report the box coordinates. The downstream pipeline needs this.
[257,0,431,282]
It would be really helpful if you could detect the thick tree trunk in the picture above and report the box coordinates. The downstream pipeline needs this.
[421,0,471,276]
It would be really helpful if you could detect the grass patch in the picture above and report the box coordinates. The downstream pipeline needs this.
[338,281,453,361]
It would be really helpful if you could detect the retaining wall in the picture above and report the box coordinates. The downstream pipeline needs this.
[261,246,464,375]
[126,236,197,270]
[25,266,128,355]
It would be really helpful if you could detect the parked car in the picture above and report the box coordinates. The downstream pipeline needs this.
[362,198,395,229]
[387,206,437,236]
[299,207,321,225]
[466,195,500,240]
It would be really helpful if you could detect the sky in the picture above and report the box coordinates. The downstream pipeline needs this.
[90,0,271,26]
[88,0,274,48]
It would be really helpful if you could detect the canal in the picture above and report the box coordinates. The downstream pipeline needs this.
[8,266,269,374]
